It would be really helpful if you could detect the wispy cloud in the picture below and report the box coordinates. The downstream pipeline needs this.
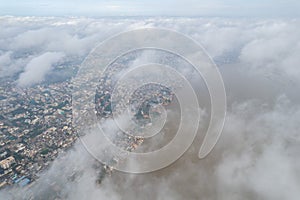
[1,16,300,199]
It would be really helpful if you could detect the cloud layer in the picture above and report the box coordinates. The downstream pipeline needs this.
[0,16,300,199]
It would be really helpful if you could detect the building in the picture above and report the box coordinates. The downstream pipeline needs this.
[0,156,15,169]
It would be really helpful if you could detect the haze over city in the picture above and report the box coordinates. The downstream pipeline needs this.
[0,1,300,200]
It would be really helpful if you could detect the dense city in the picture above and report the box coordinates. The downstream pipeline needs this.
[0,78,75,188]
[0,51,177,190]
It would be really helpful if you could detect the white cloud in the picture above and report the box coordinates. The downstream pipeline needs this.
[1,16,300,199]
[216,96,300,200]
[239,20,300,78]
[17,52,65,86]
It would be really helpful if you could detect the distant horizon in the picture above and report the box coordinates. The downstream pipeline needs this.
[1,15,299,20]
[1,9,300,200]
[1,0,299,18]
